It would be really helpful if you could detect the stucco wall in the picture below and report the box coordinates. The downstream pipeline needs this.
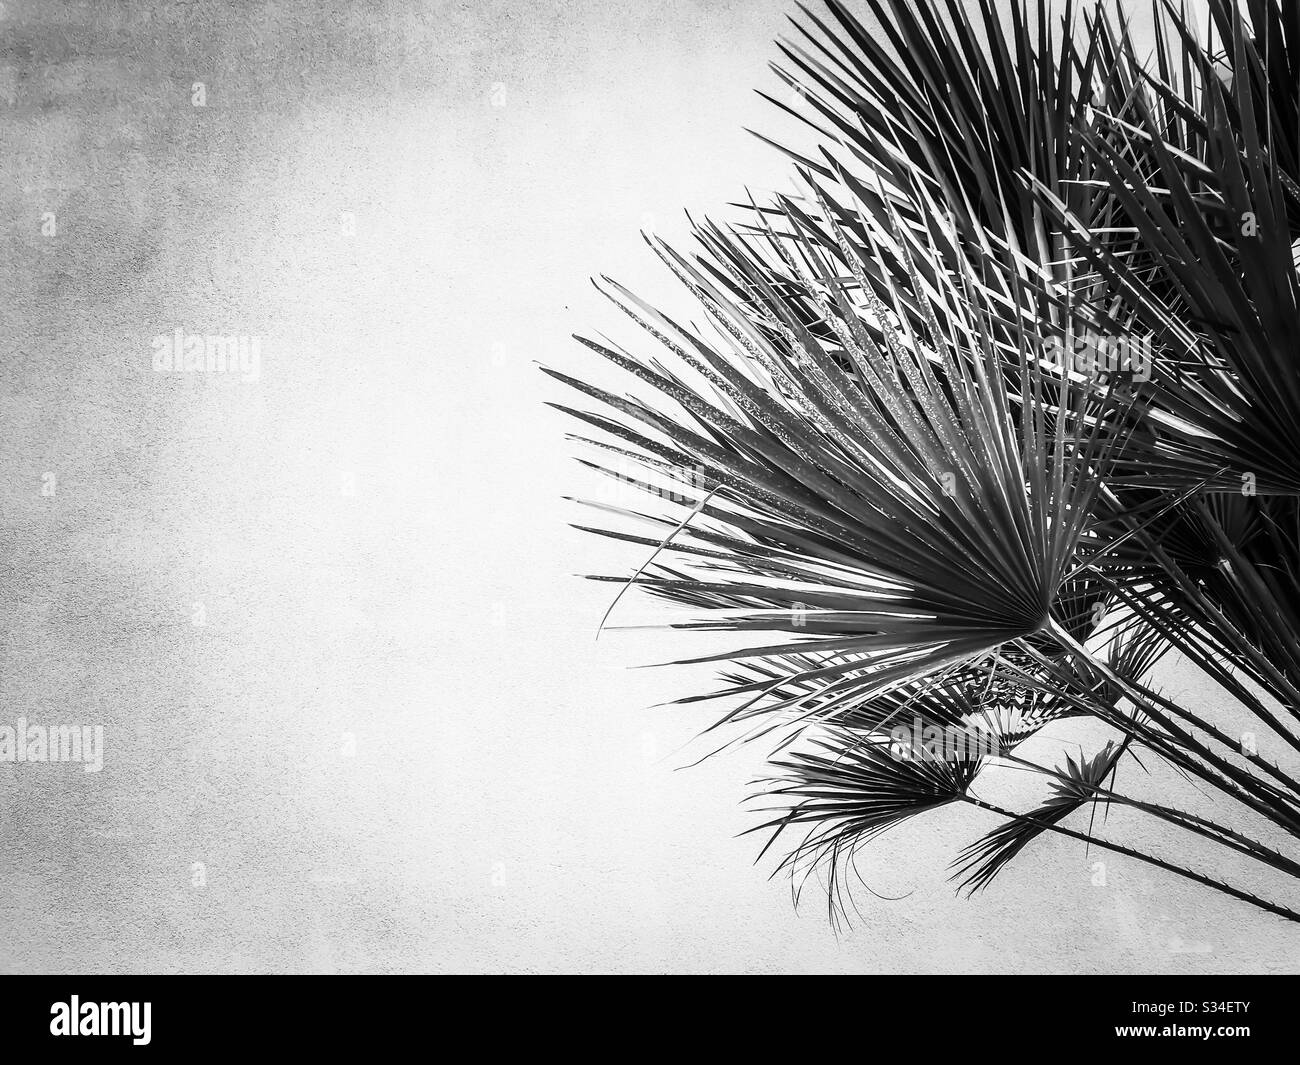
[0,0,1295,973]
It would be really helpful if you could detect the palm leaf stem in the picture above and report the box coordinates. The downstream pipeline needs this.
[1007,635,1300,836]
[1001,753,1300,878]
[1044,618,1300,835]
[962,795,1300,922]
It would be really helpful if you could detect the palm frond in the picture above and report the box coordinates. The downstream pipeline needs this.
[551,0,1300,924]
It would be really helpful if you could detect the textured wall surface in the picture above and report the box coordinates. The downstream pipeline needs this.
[0,0,1296,973]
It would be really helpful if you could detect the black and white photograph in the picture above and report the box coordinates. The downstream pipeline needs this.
[2,0,1298,1039]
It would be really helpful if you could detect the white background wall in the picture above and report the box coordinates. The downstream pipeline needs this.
[0,0,1296,972]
